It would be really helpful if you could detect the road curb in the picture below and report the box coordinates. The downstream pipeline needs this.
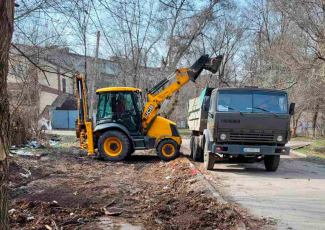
[185,158,249,230]
[290,150,307,158]
[186,158,228,205]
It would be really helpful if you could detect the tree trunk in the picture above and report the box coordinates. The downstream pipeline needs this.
[0,1,15,229]
[291,110,303,138]
[312,103,320,138]
[161,91,180,119]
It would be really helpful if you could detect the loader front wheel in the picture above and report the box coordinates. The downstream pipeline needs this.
[99,131,131,161]
[157,139,180,161]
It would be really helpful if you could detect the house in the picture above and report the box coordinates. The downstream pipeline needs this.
[7,44,128,130]
[8,46,76,130]
[8,44,169,130]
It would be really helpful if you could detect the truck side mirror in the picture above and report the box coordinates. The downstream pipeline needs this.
[289,103,295,115]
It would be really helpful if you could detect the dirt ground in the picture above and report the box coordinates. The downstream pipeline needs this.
[9,136,268,229]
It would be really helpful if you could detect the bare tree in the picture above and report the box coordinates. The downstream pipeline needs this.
[0,1,15,229]
[96,0,162,88]
[159,0,224,118]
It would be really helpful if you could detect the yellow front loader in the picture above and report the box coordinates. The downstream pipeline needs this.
[76,54,223,161]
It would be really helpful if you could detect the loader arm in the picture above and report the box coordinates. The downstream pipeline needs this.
[142,55,223,132]
[76,74,94,154]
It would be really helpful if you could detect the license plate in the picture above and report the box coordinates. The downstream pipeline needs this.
[243,148,260,153]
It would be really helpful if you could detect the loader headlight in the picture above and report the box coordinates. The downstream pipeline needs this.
[220,134,227,140]
[277,135,283,142]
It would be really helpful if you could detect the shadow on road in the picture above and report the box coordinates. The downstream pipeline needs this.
[94,154,160,164]
[126,154,160,163]
[207,158,325,180]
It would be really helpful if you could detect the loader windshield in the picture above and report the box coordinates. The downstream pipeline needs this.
[217,91,288,114]
[97,93,114,120]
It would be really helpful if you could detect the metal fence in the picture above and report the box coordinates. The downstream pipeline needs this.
[51,110,78,129]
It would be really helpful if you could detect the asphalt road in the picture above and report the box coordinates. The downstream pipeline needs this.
[181,140,325,230]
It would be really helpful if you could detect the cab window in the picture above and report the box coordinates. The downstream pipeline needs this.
[97,93,114,120]
[116,92,135,114]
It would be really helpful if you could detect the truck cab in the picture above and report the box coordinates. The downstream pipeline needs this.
[188,87,295,171]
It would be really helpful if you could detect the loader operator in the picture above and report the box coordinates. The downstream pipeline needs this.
[117,96,125,115]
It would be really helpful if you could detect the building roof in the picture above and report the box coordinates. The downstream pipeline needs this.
[96,87,142,93]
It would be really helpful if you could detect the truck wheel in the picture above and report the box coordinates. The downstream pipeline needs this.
[193,136,203,162]
[98,131,131,161]
[157,139,180,161]
[204,138,215,170]
[190,135,195,158]
[264,155,280,172]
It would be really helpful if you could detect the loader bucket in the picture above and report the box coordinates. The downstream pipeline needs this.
[188,55,223,82]
[204,55,223,73]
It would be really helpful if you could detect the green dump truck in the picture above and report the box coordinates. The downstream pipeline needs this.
[188,87,295,171]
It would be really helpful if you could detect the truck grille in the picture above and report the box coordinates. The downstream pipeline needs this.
[229,133,274,142]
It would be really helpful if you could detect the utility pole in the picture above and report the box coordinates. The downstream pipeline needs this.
[95,31,100,59]
[89,31,100,119]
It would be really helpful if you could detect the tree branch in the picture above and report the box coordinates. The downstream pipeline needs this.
[11,43,74,87]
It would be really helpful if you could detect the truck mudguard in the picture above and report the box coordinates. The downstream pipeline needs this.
[203,129,213,151]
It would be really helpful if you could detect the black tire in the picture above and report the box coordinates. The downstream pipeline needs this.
[128,149,135,156]
[193,136,203,162]
[98,131,131,161]
[264,155,280,172]
[203,137,215,170]
[190,135,195,158]
[157,139,180,161]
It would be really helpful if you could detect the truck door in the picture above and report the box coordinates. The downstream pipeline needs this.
[207,90,217,141]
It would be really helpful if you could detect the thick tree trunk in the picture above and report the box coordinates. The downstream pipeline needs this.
[0,1,15,229]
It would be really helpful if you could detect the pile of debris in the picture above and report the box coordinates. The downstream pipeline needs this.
[9,200,103,229]
[136,158,250,230]
[10,135,60,157]
[8,136,267,229]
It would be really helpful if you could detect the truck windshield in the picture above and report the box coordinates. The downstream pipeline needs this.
[217,91,288,114]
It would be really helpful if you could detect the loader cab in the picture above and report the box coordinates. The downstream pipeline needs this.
[96,87,143,133]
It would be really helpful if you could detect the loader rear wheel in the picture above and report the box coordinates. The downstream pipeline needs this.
[264,155,280,172]
[99,131,131,161]
[157,139,180,161]
[190,135,195,158]
[193,136,203,162]
[204,138,215,170]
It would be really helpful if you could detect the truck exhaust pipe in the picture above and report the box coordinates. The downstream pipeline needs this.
[188,54,223,82]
